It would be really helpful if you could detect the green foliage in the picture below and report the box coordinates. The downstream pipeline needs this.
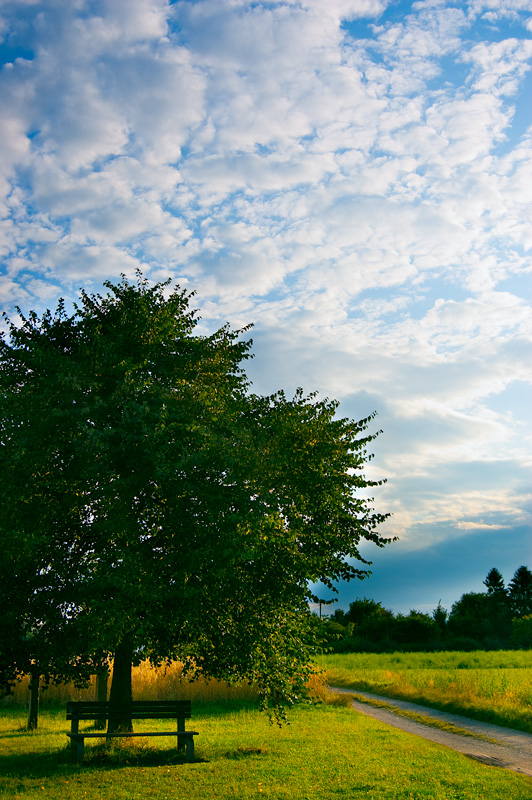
[324,600,441,653]
[508,566,532,618]
[326,598,397,652]
[511,615,532,649]
[341,597,389,625]
[392,610,440,650]
[432,602,448,633]
[483,567,506,596]
[447,592,512,650]
[0,274,390,718]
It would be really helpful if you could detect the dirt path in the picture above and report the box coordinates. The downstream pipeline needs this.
[331,688,532,778]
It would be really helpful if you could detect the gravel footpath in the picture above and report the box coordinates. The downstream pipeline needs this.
[331,688,532,777]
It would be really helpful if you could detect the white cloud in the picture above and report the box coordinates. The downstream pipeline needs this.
[456,521,512,530]
[1,0,531,575]
[464,38,532,96]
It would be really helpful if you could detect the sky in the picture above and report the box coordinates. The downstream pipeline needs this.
[1,0,531,617]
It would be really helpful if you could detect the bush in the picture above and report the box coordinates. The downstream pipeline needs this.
[510,615,532,649]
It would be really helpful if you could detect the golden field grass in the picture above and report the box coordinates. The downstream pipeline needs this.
[3,660,261,706]
[317,650,532,733]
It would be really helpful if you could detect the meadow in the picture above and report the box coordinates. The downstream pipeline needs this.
[317,650,532,734]
[3,701,532,799]
[2,656,532,799]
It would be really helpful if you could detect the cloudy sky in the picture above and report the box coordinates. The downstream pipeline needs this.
[1,0,531,616]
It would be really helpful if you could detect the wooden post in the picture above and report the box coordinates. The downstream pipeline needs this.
[70,713,80,755]
[27,665,40,731]
[178,713,185,752]
[185,736,194,762]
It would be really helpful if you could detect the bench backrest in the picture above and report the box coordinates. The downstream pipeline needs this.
[66,700,192,721]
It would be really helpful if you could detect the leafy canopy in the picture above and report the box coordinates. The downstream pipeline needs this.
[0,275,390,716]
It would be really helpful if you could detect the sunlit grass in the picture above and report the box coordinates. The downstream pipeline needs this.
[3,654,532,798]
[2,704,532,799]
[317,650,532,733]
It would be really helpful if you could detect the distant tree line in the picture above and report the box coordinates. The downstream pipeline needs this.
[321,566,532,653]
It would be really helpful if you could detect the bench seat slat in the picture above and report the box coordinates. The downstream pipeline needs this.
[66,701,192,721]
[67,703,191,710]
[67,701,191,705]
[67,702,191,709]
[67,712,192,720]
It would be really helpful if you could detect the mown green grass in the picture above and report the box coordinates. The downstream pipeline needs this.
[317,650,532,733]
[2,701,532,799]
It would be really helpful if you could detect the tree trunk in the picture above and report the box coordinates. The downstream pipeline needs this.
[95,665,109,730]
[108,640,133,733]
[27,665,39,731]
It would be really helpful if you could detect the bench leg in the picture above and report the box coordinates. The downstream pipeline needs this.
[185,737,194,763]
[71,736,85,762]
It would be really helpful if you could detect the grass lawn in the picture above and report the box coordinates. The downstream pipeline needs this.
[2,701,532,800]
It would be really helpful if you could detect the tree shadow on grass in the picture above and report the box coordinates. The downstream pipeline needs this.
[0,740,207,780]
[0,698,261,777]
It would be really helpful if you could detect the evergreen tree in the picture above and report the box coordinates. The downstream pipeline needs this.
[508,566,532,618]
[483,567,506,596]
[432,602,448,633]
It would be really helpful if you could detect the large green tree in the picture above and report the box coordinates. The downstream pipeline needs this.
[1,275,390,727]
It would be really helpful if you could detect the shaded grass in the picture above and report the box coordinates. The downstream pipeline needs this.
[318,651,532,734]
[2,703,532,799]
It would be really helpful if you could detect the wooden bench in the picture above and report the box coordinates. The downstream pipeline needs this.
[66,700,198,762]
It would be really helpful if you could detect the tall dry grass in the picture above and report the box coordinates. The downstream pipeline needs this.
[2,661,260,706]
[131,661,259,702]
[2,662,332,707]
